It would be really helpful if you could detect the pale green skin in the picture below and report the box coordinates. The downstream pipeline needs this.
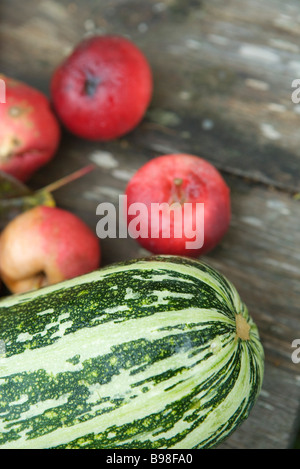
[0,256,264,449]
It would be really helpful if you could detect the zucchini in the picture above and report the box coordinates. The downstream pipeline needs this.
[0,255,264,449]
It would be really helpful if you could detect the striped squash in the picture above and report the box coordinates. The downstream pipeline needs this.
[0,255,264,449]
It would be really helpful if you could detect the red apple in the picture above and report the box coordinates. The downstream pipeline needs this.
[0,74,61,182]
[0,206,101,294]
[50,35,153,141]
[125,154,231,257]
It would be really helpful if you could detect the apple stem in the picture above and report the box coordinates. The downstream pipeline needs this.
[171,178,185,204]
[39,164,96,194]
[84,73,102,97]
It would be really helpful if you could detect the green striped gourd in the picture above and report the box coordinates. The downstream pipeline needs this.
[0,255,264,449]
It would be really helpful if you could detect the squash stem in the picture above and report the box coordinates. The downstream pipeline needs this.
[235,314,250,341]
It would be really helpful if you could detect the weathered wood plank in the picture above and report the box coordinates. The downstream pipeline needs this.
[1,0,300,190]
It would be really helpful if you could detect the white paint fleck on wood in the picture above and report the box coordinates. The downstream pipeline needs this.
[239,44,280,64]
[240,216,263,227]
[185,38,202,50]
[263,259,300,275]
[267,103,287,113]
[269,38,299,53]
[260,123,281,140]
[208,34,230,46]
[89,151,119,169]
[266,199,291,215]
[138,22,148,33]
[245,78,270,91]
[112,169,135,181]
[201,119,214,130]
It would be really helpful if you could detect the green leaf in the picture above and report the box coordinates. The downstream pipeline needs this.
[0,165,95,231]
[0,171,31,199]
[0,172,55,230]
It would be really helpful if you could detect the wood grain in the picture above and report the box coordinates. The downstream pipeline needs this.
[1,0,300,449]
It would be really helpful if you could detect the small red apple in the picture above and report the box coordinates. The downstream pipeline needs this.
[0,74,61,182]
[0,206,101,294]
[125,154,231,257]
[50,35,153,141]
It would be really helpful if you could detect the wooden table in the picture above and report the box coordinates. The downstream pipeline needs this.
[1,0,300,449]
